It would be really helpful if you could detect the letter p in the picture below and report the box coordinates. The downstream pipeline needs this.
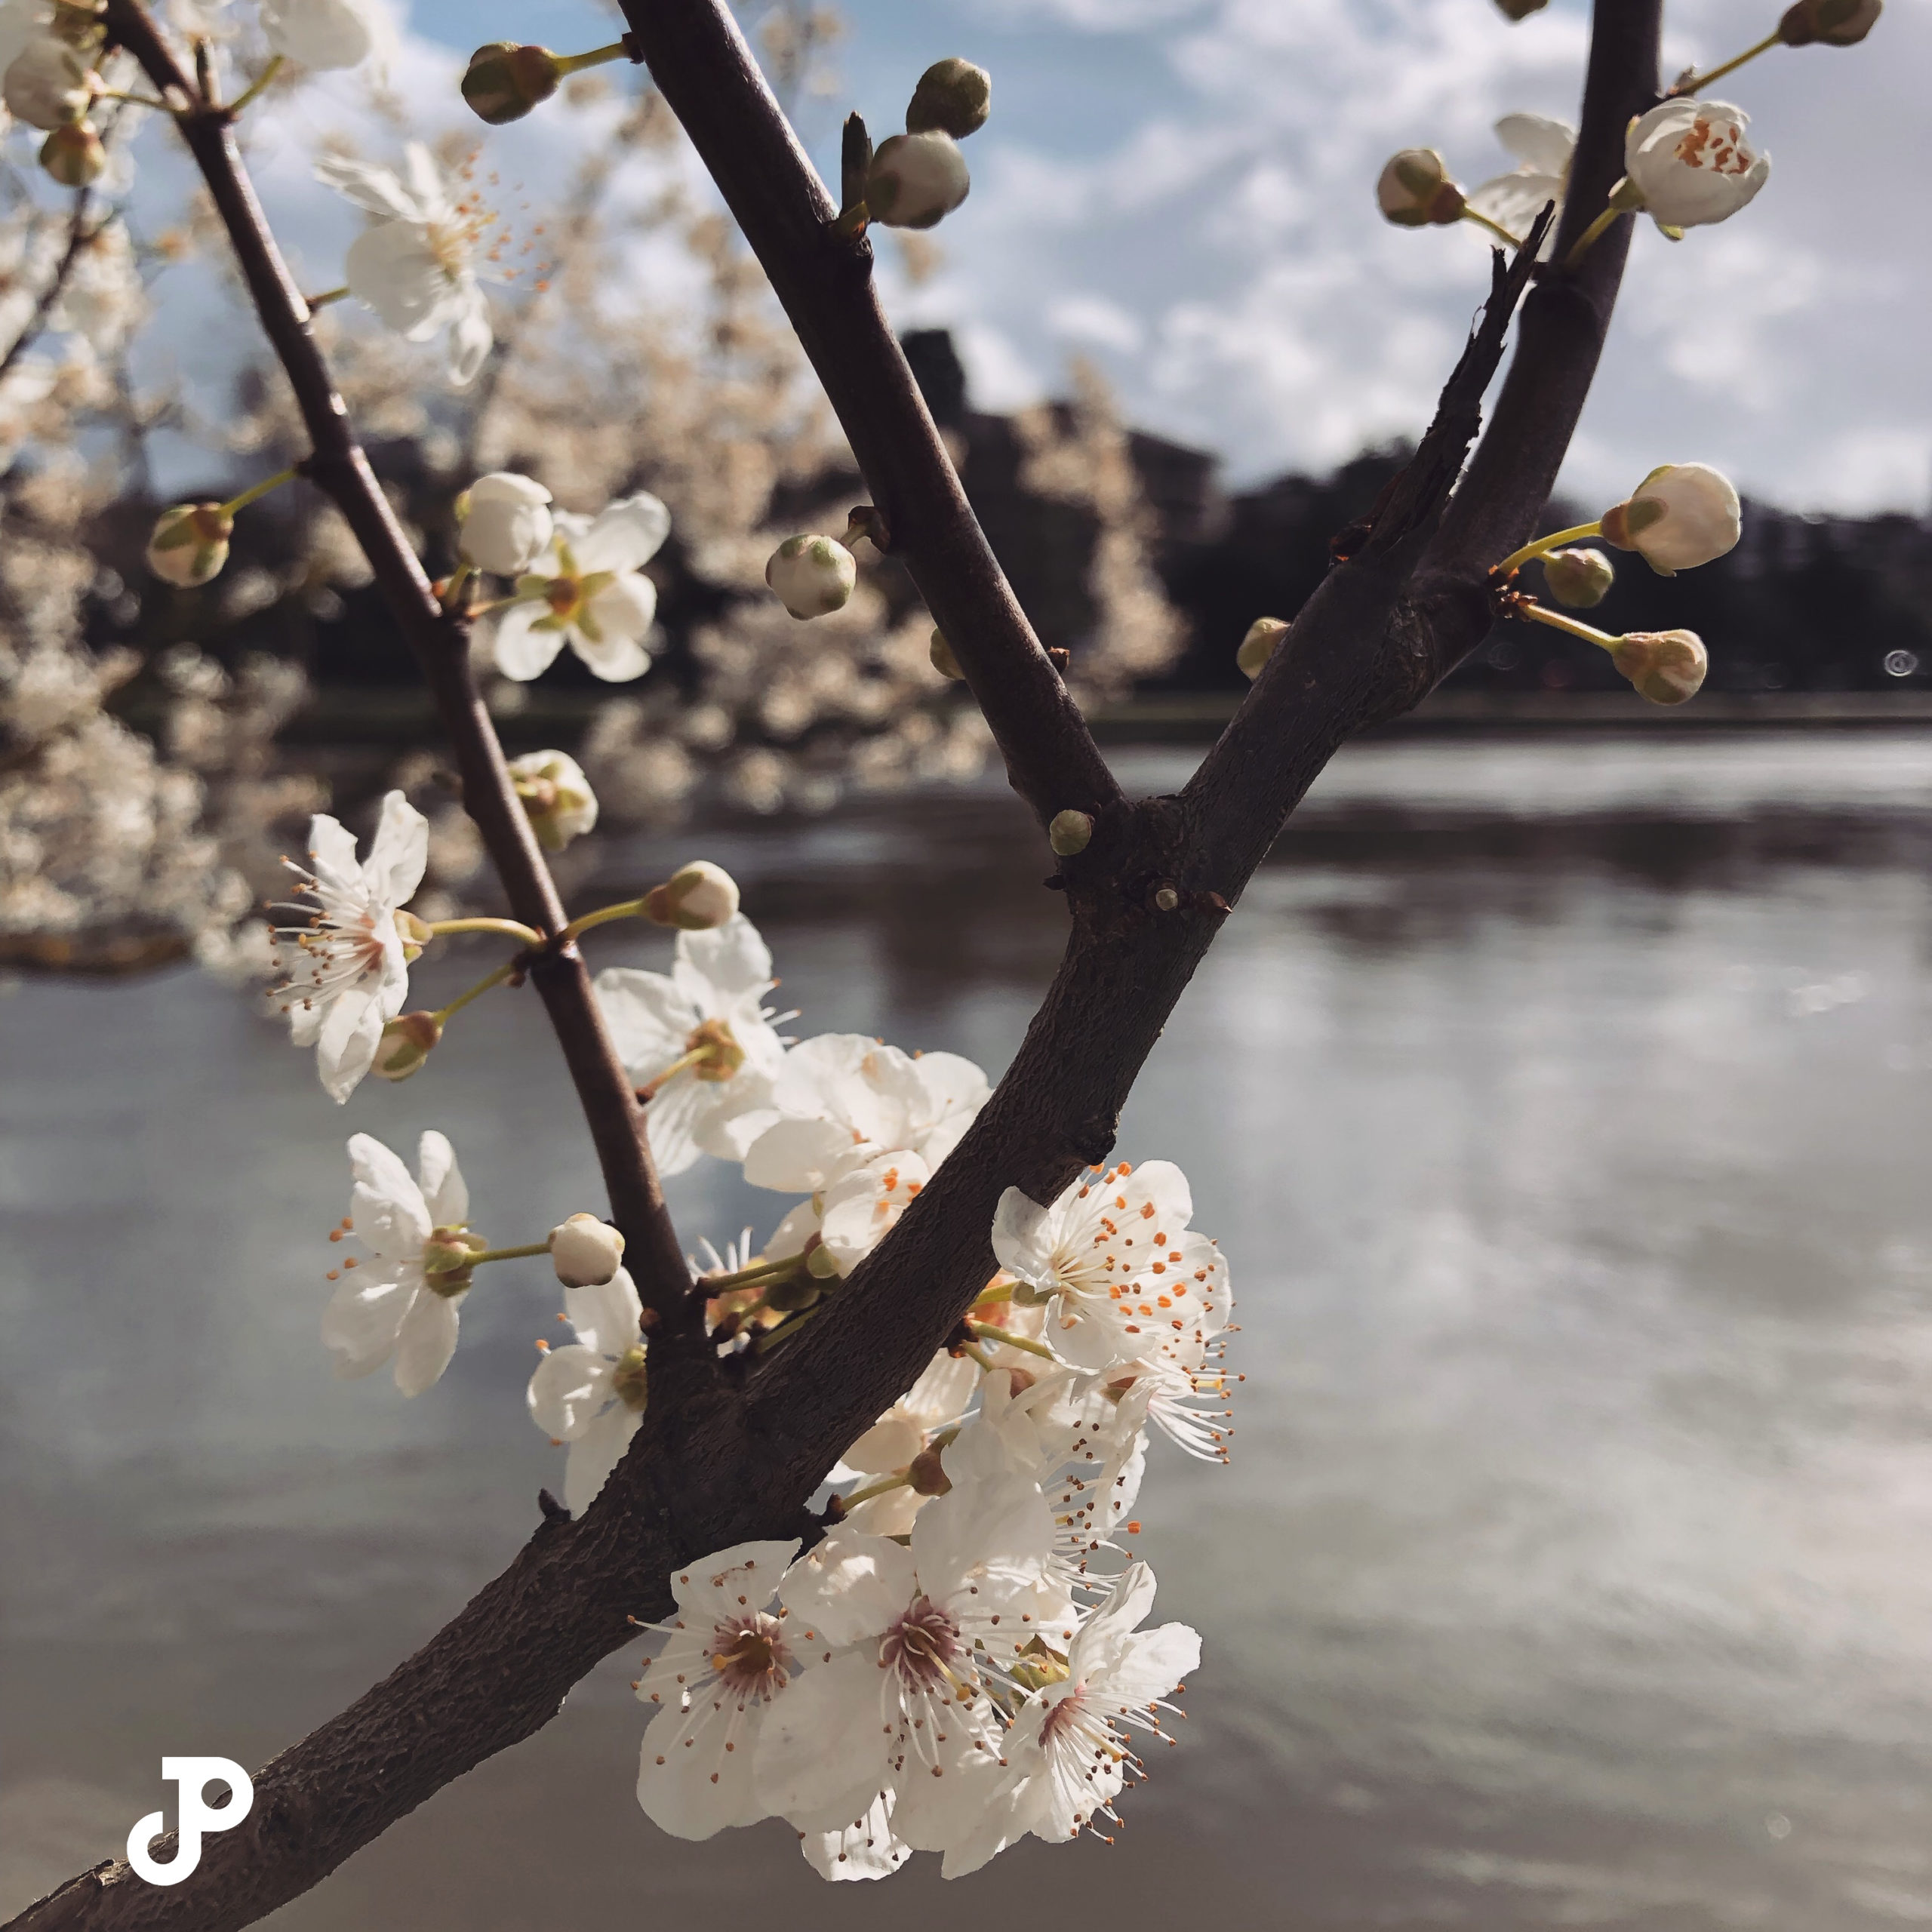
[127,1757,254,1885]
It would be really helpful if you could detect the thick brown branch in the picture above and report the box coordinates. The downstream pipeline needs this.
[12,5,1660,1928]
[613,0,1124,834]
[97,0,693,1327]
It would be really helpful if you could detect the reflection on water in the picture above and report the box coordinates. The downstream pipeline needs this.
[5,731,1932,1929]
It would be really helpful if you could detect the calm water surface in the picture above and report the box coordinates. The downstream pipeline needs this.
[5,731,1932,1929]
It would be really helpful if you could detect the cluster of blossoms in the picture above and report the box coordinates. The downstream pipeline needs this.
[276,789,1232,1879]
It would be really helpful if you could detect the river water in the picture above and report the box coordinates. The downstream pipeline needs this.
[5,731,1932,1929]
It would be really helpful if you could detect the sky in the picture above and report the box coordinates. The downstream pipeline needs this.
[140,0,1932,513]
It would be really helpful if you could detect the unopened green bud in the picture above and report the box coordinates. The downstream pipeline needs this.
[642,860,740,931]
[460,41,561,124]
[765,1272,823,1312]
[1376,149,1463,227]
[1236,615,1289,679]
[1540,547,1615,608]
[806,1242,841,1280]
[374,1011,441,1081]
[1778,0,1880,45]
[906,57,990,139]
[1049,809,1092,857]
[145,503,233,588]
[766,533,857,618]
[907,1445,952,1496]
[929,628,964,679]
[39,117,103,185]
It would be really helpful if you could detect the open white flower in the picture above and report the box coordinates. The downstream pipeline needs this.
[314,143,493,386]
[268,790,429,1102]
[528,1267,648,1515]
[634,1540,802,1839]
[595,913,789,1177]
[741,1034,990,1195]
[260,0,394,72]
[1468,112,1574,247]
[945,1562,1199,1876]
[491,495,671,682]
[1623,98,1769,232]
[321,1131,473,1395]
[758,1451,1074,1854]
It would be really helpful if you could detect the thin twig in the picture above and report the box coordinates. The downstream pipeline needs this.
[0,188,95,386]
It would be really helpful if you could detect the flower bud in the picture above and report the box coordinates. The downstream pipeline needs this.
[373,1011,441,1081]
[549,1212,626,1288]
[765,533,857,618]
[460,41,562,125]
[1778,0,1880,45]
[1540,547,1615,608]
[457,470,554,574]
[866,131,971,229]
[1609,629,1708,706]
[1376,149,1464,227]
[39,118,103,186]
[1601,462,1740,575]
[394,908,433,958]
[806,1242,842,1280]
[907,1445,952,1496]
[423,1226,486,1290]
[1494,0,1549,15]
[5,38,94,130]
[509,748,597,851]
[1236,614,1289,679]
[1049,809,1092,857]
[765,1272,823,1312]
[928,627,964,679]
[643,860,740,931]
[145,503,234,588]
[905,57,990,139]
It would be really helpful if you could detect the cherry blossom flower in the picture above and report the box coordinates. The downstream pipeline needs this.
[321,1131,473,1395]
[946,1562,1198,1875]
[634,1540,802,1838]
[595,913,790,1177]
[268,790,429,1102]
[1623,98,1769,232]
[491,495,671,682]
[758,1441,1076,1857]
[528,1267,649,1515]
[260,0,394,72]
[834,1348,980,1535]
[1601,461,1741,574]
[4,38,93,131]
[313,144,493,386]
[1468,112,1574,246]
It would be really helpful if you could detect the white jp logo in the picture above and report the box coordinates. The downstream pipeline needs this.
[126,1758,254,1885]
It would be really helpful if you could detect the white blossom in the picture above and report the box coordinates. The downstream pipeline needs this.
[1468,112,1574,246]
[260,0,394,72]
[634,1539,803,1838]
[457,471,552,576]
[491,495,671,682]
[866,131,971,229]
[5,37,92,130]
[595,913,790,1177]
[321,1131,472,1395]
[313,144,494,386]
[267,790,429,1103]
[1602,461,1741,574]
[528,1268,649,1514]
[549,1211,624,1289]
[1624,98,1769,232]
[946,1562,1198,1875]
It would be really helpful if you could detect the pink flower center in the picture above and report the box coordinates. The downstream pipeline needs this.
[881,1595,961,1691]
[707,1612,792,1700]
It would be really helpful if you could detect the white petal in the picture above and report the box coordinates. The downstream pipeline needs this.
[564,1401,641,1515]
[778,1528,913,1647]
[562,1266,643,1356]
[677,914,773,1000]
[392,1289,459,1395]
[638,1697,766,1838]
[574,493,672,574]
[491,605,567,681]
[261,0,373,69]
[319,1274,412,1377]
[641,1072,708,1180]
[841,1414,924,1478]
[801,1792,912,1881]
[312,154,422,220]
[754,1647,893,1832]
[911,1466,1055,1608]
[343,221,447,337]
[743,1115,857,1193]
[304,811,360,884]
[593,967,694,1073]
[363,790,429,909]
[417,1131,466,1229]
[667,1539,802,1623]
[445,284,492,388]
[347,1133,431,1255]
[315,985,384,1103]
[571,577,656,681]
[1494,111,1575,175]
[990,1184,1057,1286]
[527,1345,614,1442]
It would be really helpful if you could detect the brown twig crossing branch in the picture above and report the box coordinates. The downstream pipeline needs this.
[9,2,1655,1927]
[0,186,97,386]
[94,0,694,1331]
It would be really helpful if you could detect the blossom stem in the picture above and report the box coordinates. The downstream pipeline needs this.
[439,561,475,612]
[466,1241,554,1266]
[216,463,300,518]
[1459,207,1524,250]
[1511,598,1619,653]
[839,1472,912,1508]
[1492,519,1604,580]
[970,1280,1014,1310]
[97,88,174,107]
[959,1341,998,1372]
[426,915,547,946]
[560,897,651,942]
[636,1046,711,1099]
[430,957,521,1026]
[1671,29,1781,96]
[1561,204,1625,272]
[553,39,635,76]
[226,54,284,115]
[965,1321,1057,1361]
[752,1303,822,1354]
[305,285,350,310]
[700,1252,804,1292]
